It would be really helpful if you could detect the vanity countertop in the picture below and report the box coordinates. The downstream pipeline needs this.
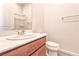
[0,33,46,54]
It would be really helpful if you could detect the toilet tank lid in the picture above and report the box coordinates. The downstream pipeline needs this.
[46,41,59,47]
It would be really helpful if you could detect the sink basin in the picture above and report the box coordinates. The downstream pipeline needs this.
[7,33,39,40]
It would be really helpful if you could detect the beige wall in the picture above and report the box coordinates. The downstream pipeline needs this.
[32,3,44,33]
[44,4,79,51]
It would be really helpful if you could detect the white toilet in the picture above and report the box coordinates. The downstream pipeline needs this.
[46,41,59,56]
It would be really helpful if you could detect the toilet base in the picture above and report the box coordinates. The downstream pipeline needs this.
[47,50,58,56]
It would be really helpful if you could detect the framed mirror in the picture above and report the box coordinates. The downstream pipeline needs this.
[0,3,32,31]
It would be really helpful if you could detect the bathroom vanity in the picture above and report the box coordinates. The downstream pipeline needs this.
[0,33,46,56]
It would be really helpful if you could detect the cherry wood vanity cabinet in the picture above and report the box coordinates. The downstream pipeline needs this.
[0,36,46,56]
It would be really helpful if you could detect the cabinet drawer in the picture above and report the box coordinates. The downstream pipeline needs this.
[31,45,46,56]
[2,37,46,56]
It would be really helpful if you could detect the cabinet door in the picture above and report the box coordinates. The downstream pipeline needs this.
[31,45,46,56]
[2,37,46,56]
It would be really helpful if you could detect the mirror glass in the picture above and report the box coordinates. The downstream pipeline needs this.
[0,3,32,31]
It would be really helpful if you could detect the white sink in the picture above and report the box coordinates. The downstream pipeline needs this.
[7,33,39,40]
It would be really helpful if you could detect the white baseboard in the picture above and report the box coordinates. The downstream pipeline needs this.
[58,49,79,56]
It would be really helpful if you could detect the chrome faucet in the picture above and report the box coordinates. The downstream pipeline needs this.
[17,26,25,35]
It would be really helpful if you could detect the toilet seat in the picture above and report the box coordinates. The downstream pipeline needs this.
[46,41,59,48]
[46,41,59,51]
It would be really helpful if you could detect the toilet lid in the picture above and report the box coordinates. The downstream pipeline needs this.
[46,41,59,47]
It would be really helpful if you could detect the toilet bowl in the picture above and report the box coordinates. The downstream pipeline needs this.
[46,41,59,56]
